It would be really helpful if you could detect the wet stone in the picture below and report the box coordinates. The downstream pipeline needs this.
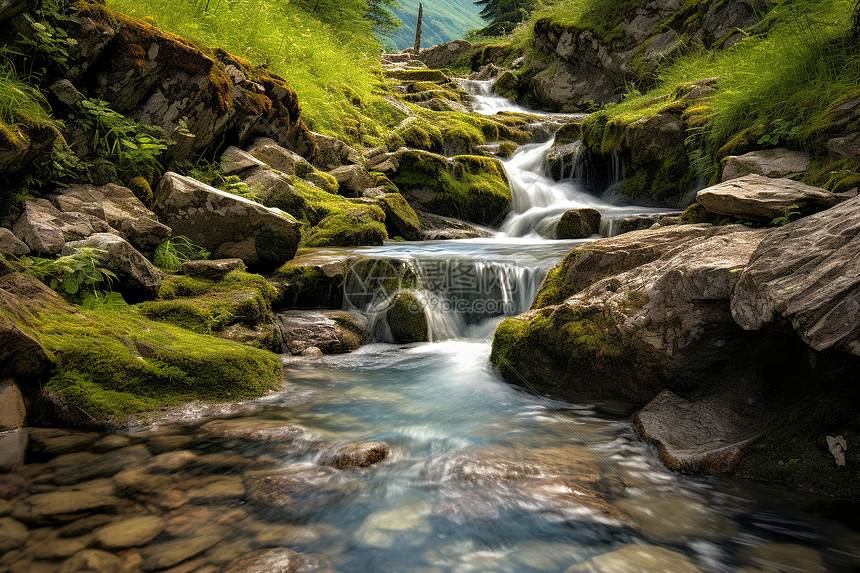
[146,450,199,473]
[564,544,704,573]
[197,418,316,444]
[615,493,739,543]
[0,499,11,516]
[139,533,223,571]
[0,429,27,473]
[0,517,29,553]
[354,498,433,549]
[27,428,99,456]
[47,444,152,485]
[94,515,165,549]
[737,543,826,573]
[321,441,390,469]
[14,490,121,524]
[57,549,124,573]
[145,434,194,454]
[243,466,351,517]
[30,531,91,559]
[58,514,117,537]
[91,434,131,452]
[222,548,325,573]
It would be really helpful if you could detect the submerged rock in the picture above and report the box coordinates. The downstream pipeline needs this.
[564,544,703,573]
[322,441,390,469]
[696,174,839,220]
[93,515,165,549]
[222,548,324,573]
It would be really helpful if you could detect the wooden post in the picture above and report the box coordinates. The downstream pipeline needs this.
[414,3,423,53]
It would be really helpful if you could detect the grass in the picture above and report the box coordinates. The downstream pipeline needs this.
[107,0,400,145]
[0,65,58,146]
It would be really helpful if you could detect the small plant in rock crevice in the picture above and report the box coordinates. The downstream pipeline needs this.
[11,247,119,304]
[153,236,211,272]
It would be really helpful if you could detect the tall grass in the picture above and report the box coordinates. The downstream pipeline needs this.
[0,64,58,143]
[108,0,400,143]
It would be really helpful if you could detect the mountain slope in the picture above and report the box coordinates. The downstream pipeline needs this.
[384,0,485,50]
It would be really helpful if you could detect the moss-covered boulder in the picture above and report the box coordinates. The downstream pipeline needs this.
[556,208,600,239]
[271,250,348,309]
[386,292,428,343]
[135,270,279,350]
[303,210,388,247]
[0,272,281,426]
[389,150,511,226]
[275,310,370,355]
[376,193,422,240]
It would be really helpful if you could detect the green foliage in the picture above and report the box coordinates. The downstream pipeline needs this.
[72,98,168,181]
[152,236,211,272]
[13,9,80,80]
[771,203,801,226]
[757,119,800,146]
[13,248,118,304]
[475,0,537,37]
[107,0,396,144]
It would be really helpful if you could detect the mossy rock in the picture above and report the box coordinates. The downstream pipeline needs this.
[497,142,517,158]
[385,69,451,83]
[493,70,520,100]
[386,292,428,343]
[390,150,511,226]
[303,211,388,247]
[272,255,345,309]
[36,310,282,423]
[376,193,422,241]
[126,176,153,206]
[554,122,583,146]
[679,202,716,225]
[556,208,601,239]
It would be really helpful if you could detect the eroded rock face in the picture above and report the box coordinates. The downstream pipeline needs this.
[12,199,111,255]
[491,224,768,403]
[731,193,860,356]
[154,172,301,268]
[417,40,472,69]
[696,174,840,220]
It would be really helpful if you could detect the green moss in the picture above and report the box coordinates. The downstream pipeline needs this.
[680,202,716,225]
[390,150,512,226]
[272,261,343,309]
[126,175,153,205]
[386,292,428,343]
[376,193,422,240]
[833,174,860,194]
[38,309,282,422]
[303,212,388,247]
[158,275,216,299]
[497,142,517,158]
[385,69,451,83]
[554,122,583,146]
[371,171,399,194]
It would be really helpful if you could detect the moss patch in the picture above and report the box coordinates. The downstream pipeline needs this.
[37,310,282,422]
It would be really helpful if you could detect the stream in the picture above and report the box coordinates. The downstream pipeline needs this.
[1,81,859,573]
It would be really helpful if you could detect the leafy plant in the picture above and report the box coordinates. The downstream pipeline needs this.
[757,120,800,146]
[72,98,168,180]
[153,236,211,272]
[15,10,80,79]
[771,204,801,226]
[13,248,119,303]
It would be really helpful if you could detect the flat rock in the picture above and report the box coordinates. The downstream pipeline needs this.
[222,548,319,573]
[564,544,703,573]
[48,444,152,485]
[615,493,738,543]
[197,418,315,444]
[275,310,369,355]
[243,466,350,517]
[247,138,312,176]
[220,146,267,175]
[15,491,121,523]
[94,515,165,549]
[722,148,810,181]
[62,233,164,300]
[354,498,432,549]
[696,174,839,220]
[731,193,860,356]
[736,543,825,573]
[154,172,301,268]
[140,534,222,571]
[321,441,389,468]
[181,258,246,280]
[633,389,762,473]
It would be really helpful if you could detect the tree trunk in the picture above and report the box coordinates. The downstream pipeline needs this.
[414,3,423,53]
[853,0,860,41]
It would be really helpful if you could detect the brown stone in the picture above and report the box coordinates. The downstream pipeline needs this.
[322,441,390,469]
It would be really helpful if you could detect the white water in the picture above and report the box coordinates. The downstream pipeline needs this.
[457,78,539,115]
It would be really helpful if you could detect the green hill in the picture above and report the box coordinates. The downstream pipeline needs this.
[385,0,486,50]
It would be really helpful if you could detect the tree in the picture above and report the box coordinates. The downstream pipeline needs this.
[474,0,536,36]
[366,0,402,36]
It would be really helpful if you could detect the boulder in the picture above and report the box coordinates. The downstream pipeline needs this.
[62,233,164,300]
[386,292,429,343]
[321,441,390,469]
[0,228,29,256]
[247,138,312,176]
[328,164,376,198]
[271,250,348,309]
[0,379,26,430]
[418,210,494,240]
[49,183,171,252]
[556,208,601,239]
[275,310,370,355]
[220,146,267,175]
[153,172,301,268]
[312,132,362,170]
[377,193,422,240]
[12,199,110,255]
[633,389,762,473]
[491,224,768,403]
[696,174,840,220]
[234,167,309,215]
[730,193,860,356]
[417,40,472,69]
[722,148,811,181]
[181,258,246,281]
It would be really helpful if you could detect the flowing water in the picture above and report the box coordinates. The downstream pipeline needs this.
[2,80,859,573]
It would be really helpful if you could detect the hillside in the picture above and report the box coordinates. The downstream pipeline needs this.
[385,0,485,50]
